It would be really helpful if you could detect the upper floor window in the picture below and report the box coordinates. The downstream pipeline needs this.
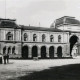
[33,34,37,41]
[58,35,61,42]
[6,32,13,40]
[50,35,54,42]
[24,33,28,41]
[42,34,46,42]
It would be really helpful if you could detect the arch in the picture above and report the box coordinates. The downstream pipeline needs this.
[58,35,61,42]
[24,33,28,41]
[8,47,11,54]
[42,34,46,42]
[69,35,78,56]
[6,32,13,40]
[12,46,15,54]
[57,46,62,58]
[22,45,28,59]
[3,46,6,54]
[33,34,37,41]
[50,35,54,42]
[32,46,38,58]
[49,46,54,58]
[41,46,46,58]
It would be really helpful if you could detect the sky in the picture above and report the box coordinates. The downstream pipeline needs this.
[0,0,80,27]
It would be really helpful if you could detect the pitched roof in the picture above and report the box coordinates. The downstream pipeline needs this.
[21,25,63,32]
[0,18,19,28]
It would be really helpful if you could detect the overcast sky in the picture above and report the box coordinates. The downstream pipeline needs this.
[0,0,80,27]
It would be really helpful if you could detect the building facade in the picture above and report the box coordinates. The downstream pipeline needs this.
[1,16,79,59]
[51,16,80,57]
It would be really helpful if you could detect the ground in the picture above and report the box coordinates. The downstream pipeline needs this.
[0,57,80,80]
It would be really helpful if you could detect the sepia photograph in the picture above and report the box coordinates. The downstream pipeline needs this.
[0,0,80,80]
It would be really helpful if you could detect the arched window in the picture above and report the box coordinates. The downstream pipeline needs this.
[50,35,54,42]
[58,35,61,42]
[24,33,28,41]
[42,34,46,42]
[33,34,37,41]
[8,47,11,54]
[12,46,15,54]
[3,46,6,54]
[6,32,13,40]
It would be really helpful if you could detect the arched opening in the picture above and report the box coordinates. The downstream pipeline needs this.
[3,46,6,54]
[33,34,37,41]
[42,34,46,42]
[69,35,78,56]
[49,46,54,58]
[22,46,28,59]
[24,33,28,41]
[41,46,46,58]
[57,46,62,58]
[6,32,13,40]
[32,46,38,58]
[50,35,54,42]
[12,46,15,54]
[58,35,61,42]
[8,47,11,54]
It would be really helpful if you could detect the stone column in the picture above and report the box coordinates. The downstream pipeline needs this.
[11,47,12,54]
[46,47,49,58]
[38,47,41,58]
[78,45,80,56]
[54,46,57,57]
[28,47,32,58]
[6,46,8,54]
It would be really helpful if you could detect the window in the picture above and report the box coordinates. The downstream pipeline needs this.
[50,35,54,42]
[6,32,13,40]
[33,34,37,41]
[42,34,46,42]
[12,46,15,54]
[3,46,6,54]
[24,33,28,41]
[8,47,11,54]
[58,35,61,42]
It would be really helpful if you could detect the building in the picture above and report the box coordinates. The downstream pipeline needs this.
[0,16,79,59]
[51,16,80,57]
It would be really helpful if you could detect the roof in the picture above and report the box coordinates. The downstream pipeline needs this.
[0,18,19,28]
[21,25,63,32]
[51,16,80,27]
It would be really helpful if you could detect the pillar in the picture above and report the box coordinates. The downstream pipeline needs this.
[54,46,57,57]
[38,47,41,58]
[28,47,32,58]
[6,46,8,54]
[46,47,49,58]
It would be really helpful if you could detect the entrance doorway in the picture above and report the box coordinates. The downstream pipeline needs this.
[57,46,62,58]
[32,46,38,58]
[41,46,46,58]
[22,46,28,59]
[49,46,54,58]
[69,35,78,56]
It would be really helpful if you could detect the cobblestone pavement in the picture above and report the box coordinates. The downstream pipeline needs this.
[0,57,80,80]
